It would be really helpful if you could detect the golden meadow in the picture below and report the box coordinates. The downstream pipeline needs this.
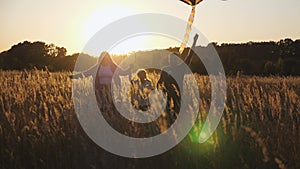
[0,70,299,169]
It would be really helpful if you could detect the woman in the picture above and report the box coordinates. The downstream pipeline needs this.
[71,51,132,110]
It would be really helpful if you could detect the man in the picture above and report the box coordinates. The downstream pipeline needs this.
[157,34,199,122]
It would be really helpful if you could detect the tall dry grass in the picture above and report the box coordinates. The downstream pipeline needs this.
[0,70,299,169]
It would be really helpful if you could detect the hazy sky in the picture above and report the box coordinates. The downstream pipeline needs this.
[1,0,300,55]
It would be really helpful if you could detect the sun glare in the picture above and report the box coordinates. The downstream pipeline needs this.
[109,34,180,55]
[81,5,137,46]
[80,4,182,55]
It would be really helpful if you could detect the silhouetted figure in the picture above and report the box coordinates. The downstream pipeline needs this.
[157,34,198,122]
[71,51,134,168]
[71,51,132,108]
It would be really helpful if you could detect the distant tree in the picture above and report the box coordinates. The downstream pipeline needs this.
[264,61,277,74]
[0,41,68,70]
[277,57,284,75]
[0,39,299,75]
[47,44,67,57]
[56,47,67,57]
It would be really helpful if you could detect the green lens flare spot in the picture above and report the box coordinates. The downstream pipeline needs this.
[199,132,207,139]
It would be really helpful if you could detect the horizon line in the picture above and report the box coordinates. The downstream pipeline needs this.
[1,36,299,56]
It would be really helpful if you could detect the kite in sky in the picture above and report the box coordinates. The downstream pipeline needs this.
[179,0,204,54]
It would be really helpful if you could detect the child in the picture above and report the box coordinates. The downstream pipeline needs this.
[131,69,154,111]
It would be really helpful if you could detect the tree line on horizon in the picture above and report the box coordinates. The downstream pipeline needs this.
[0,39,299,75]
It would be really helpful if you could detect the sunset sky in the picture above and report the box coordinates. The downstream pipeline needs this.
[1,0,300,55]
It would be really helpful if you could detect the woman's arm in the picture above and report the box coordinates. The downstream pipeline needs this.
[70,63,98,79]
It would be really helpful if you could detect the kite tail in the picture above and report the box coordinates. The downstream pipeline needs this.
[179,5,196,54]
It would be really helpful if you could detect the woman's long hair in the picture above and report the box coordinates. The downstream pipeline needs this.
[98,51,117,72]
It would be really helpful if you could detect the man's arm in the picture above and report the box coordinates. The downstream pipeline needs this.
[183,34,199,66]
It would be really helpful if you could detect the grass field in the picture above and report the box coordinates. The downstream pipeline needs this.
[0,70,299,169]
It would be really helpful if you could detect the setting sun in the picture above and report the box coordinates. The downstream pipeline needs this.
[81,5,137,46]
